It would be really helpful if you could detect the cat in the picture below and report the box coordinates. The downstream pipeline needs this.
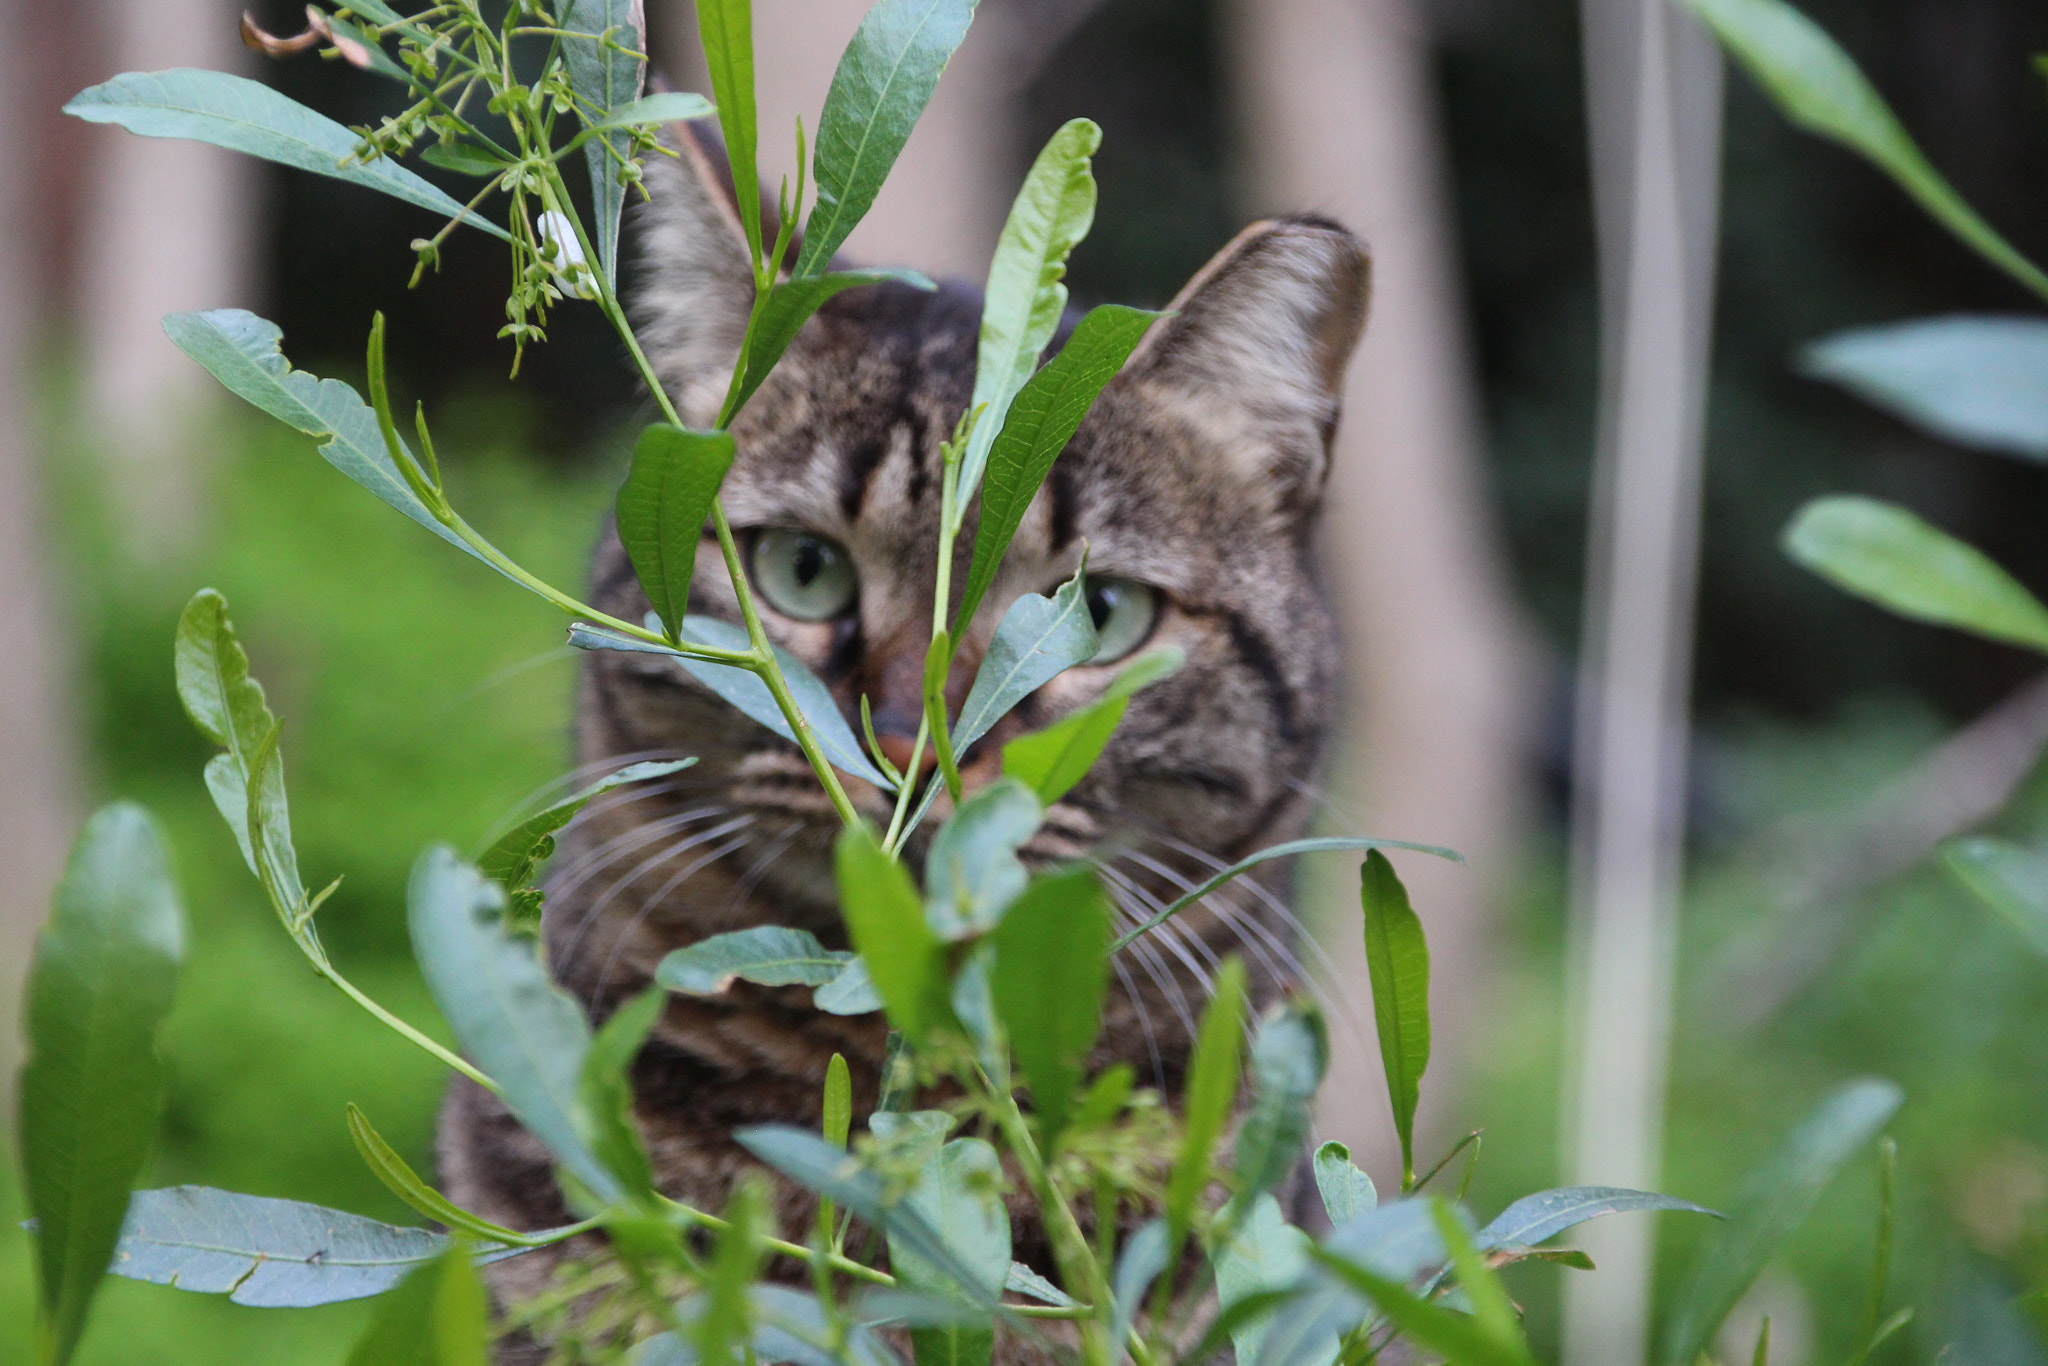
[437,122,1370,1361]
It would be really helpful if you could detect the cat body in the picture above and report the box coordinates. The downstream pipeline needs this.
[438,125,1370,1359]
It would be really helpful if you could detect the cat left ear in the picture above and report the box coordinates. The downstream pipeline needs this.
[1124,215,1370,510]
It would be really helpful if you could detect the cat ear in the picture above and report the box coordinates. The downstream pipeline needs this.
[633,122,759,427]
[1123,215,1370,509]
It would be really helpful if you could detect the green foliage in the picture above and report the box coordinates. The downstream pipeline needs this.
[342,1243,487,1366]
[20,806,184,1366]
[991,867,1113,1148]
[480,759,692,932]
[1801,317,2048,462]
[615,424,736,641]
[1001,648,1181,804]
[952,574,1100,756]
[657,926,856,993]
[1944,836,2048,959]
[558,0,647,284]
[1360,850,1431,1189]
[835,825,945,1039]
[695,0,762,263]
[1167,959,1245,1244]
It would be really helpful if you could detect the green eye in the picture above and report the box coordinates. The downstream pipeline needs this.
[750,529,858,621]
[1085,577,1158,663]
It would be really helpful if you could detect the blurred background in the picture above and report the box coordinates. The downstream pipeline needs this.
[5,0,2048,1362]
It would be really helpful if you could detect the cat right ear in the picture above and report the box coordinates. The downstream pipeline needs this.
[633,121,759,427]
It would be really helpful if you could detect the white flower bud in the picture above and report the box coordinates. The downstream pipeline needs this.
[537,210,598,300]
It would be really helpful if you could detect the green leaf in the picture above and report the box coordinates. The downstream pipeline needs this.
[1783,495,2048,654]
[695,0,762,264]
[1361,850,1431,1187]
[696,1178,767,1366]
[1944,836,2048,959]
[825,1054,853,1149]
[725,269,934,422]
[1312,1143,1378,1227]
[1475,1186,1717,1251]
[1659,1078,1904,1366]
[1304,1237,1531,1366]
[418,143,506,177]
[346,1104,532,1246]
[1212,1197,1319,1366]
[100,1187,524,1306]
[735,1125,996,1305]
[957,119,1102,507]
[1432,1201,1535,1364]
[560,0,647,283]
[1111,836,1461,952]
[21,805,184,1366]
[1003,1263,1075,1308]
[1069,1064,1135,1135]
[1168,957,1246,1241]
[1108,1219,1170,1356]
[953,572,1099,757]
[479,759,692,932]
[835,825,945,1038]
[1000,647,1182,804]
[161,311,511,583]
[954,305,1160,634]
[589,91,715,132]
[343,1242,487,1366]
[616,424,736,640]
[1234,1002,1329,1202]
[871,1119,1008,1363]
[992,868,1112,1148]
[925,778,1042,939]
[670,615,896,789]
[407,846,621,1204]
[63,71,508,239]
[795,0,978,277]
[1801,316,2048,460]
[1677,0,2048,302]
[579,987,663,1204]
[657,926,854,993]
[816,956,886,1015]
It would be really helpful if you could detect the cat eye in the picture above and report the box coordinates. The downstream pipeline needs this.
[1085,576,1158,663]
[749,529,858,621]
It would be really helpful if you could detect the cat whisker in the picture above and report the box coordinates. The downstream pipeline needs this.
[1113,916,1200,1044]
[547,805,730,906]
[590,829,758,997]
[477,748,701,851]
[723,822,803,917]
[1101,867,1222,994]
[1107,955,1167,1092]
[552,813,750,972]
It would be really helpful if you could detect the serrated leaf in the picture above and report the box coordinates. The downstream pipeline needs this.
[1660,1079,1904,1366]
[1476,1186,1717,1251]
[657,926,853,993]
[954,305,1159,634]
[958,118,1101,507]
[616,425,735,640]
[1361,850,1430,1186]
[1678,0,2048,301]
[795,0,979,277]
[21,806,184,1366]
[479,759,693,932]
[1213,1197,1319,1366]
[992,868,1111,1148]
[925,779,1041,939]
[1312,1142,1378,1227]
[1783,495,2048,654]
[1944,836,2048,959]
[1001,647,1181,804]
[953,573,1098,758]
[100,1187,525,1307]
[1234,1002,1329,1202]
[64,71,507,239]
[724,269,934,422]
[835,825,945,1038]
[343,1241,487,1366]
[407,847,621,1204]
[1801,316,2048,460]
[560,0,646,283]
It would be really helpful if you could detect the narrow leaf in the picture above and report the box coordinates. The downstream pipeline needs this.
[816,956,886,1015]
[1212,1197,1317,1366]
[958,118,1102,506]
[1168,958,1246,1240]
[696,0,762,263]
[1234,1002,1329,1201]
[657,926,853,993]
[875,1125,1008,1365]
[407,847,621,1203]
[1801,316,2048,460]
[1001,647,1182,804]
[955,305,1159,633]
[1360,851,1431,1186]
[1660,1079,1905,1366]
[796,0,979,276]
[479,759,692,932]
[346,1104,531,1246]
[579,987,663,1203]
[343,1242,487,1366]
[64,71,507,239]
[824,1055,853,1148]
[953,573,1099,756]
[615,424,736,640]
[1475,1186,1717,1251]
[1432,1201,1534,1363]
[1304,1242,1530,1366]
[1679,0,2048,301]
[1944,836,2048,960]
[725,269,933,421]
[1783,495,2048,654]
[1109,1220,1171,1356]
[101,1187,524,1307]
[590,92,714,131]
[835,825,945,1038]
[925,778,1042,939]
[22,806,184,1366]
[1312,1143,1378,1227]
[560,0,647,282]
[992,867,1112,1148]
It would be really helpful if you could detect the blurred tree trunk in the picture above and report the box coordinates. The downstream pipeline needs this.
[77,0,256,553]
[1222,0,1537,1183]
[0,0,81,1125]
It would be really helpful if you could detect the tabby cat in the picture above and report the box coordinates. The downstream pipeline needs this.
[437,124,1370,1359]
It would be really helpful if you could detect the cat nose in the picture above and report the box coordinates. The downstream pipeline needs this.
[876,732,940,781]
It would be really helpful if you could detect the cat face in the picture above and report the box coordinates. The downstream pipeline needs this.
[550,127,1369,1001]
